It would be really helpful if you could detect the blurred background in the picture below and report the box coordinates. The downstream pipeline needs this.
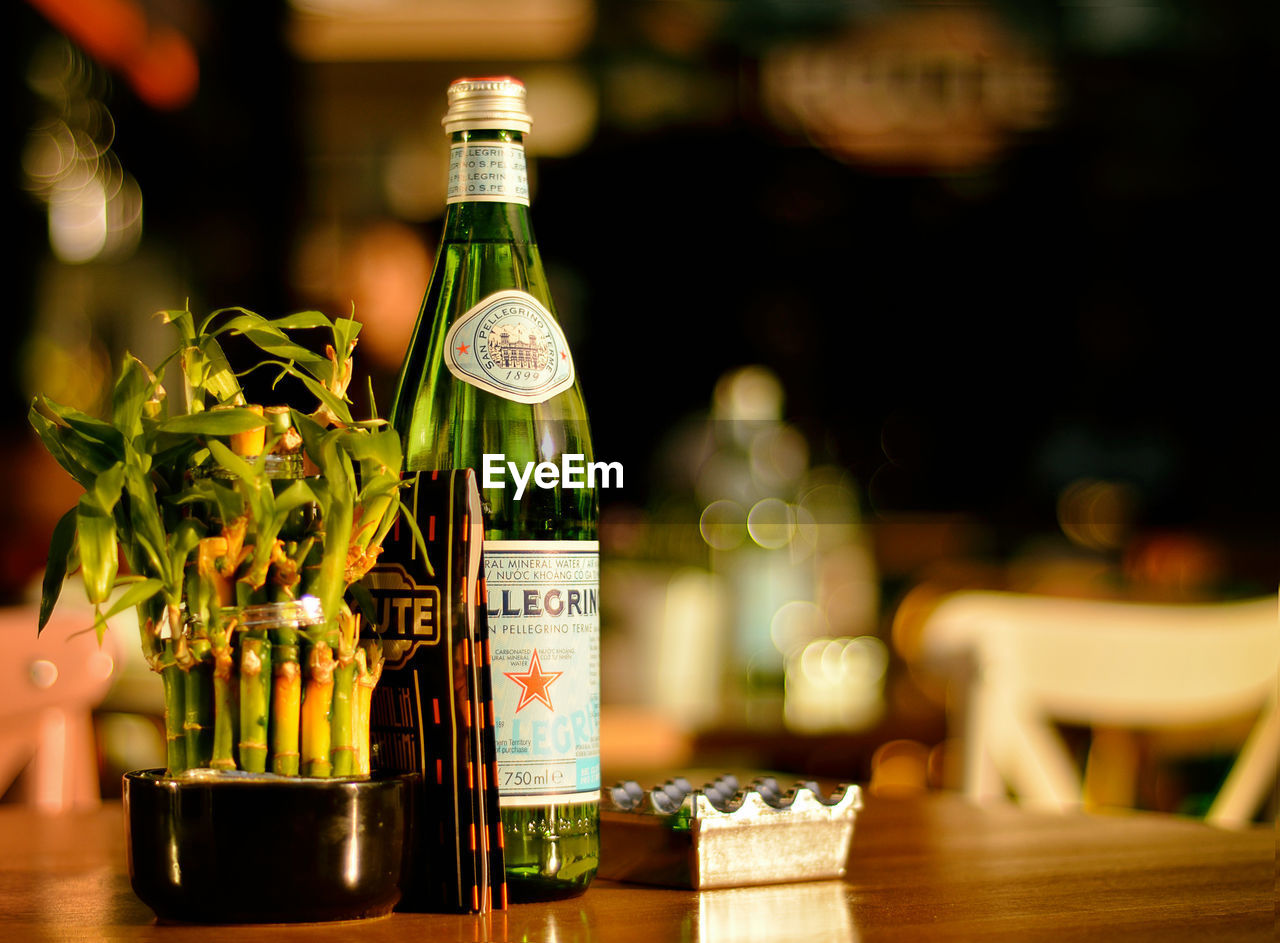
[1,0,1274,818]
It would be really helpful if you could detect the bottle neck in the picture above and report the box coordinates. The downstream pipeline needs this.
[443,129,535,243]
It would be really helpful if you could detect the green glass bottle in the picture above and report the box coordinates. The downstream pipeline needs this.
[390,76,599,901]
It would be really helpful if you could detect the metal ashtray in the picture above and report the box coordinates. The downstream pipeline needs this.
[599,774,862,890]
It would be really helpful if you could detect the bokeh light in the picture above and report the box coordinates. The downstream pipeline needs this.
[746,497,795,550]
[1057,477,1136,552]
[784,634,889,732]
[22,39,143,265]
[699,499,745,552]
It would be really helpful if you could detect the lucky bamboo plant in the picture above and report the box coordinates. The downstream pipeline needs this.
[30,305,416,777]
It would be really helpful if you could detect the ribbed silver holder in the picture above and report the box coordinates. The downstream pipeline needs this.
[600,775,863,889]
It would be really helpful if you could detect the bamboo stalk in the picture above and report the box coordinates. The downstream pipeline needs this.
[268,540,314,776]
[235,571,274,774]
[301,633,335,777]
[194,532,238,772]
[350,646,369,777]
[238,630,271,773]
[142,602,188,776]
[270,636,301,776]
[329,661,356,777]
[229,403,265,457]
[159,643,187,775]
[354,640,383,776]
[329,610,359,777]
[183,635,213,770]
[265,405,303,455]
[210,619,238,770]
[197,537,235,609]
[345,502,390,585]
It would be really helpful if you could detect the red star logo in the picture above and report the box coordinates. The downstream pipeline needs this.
[560,350,567,360]
[456,343,470,355]
[503,649,562,713]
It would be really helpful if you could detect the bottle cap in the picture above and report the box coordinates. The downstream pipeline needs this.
[443,76,532,134]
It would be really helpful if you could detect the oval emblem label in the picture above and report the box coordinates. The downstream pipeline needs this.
[443,290,575,404]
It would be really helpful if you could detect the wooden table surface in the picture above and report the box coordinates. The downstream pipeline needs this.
[0,791,1271,942]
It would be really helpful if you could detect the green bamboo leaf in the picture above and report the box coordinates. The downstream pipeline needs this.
[93,608,109,645]
[205,444,277,550]
[76,499,119,605]
[195,334,243,404]
[170,477,217,507]
[101,578,165,621]
[239,359,352,422]
[205,438,261,485]
[316,492,353,623]
[331,316,362,356]
[213,325,329,390]
[208,478,249,527]
[305,430,355,621]
[34,397,124,454]
[347,581,377,629]
[112,355,152,440]
[179,342,242,410]
[369,491,404,550]
[201,305,331,337]
[123,466,170,583]
[146,432,205,475]
[177,346,204,408]
[266,310,335,332]
[305,476,333,516]
[198,305,261,335]
[316,432,355,494]
[204,311,269,337]
[167,518,205,585]
[395,497,433,577]
[29,403,115,486]
[157,408,267,435]
[38,506,78,632]
[235,327,332,374]
[357,476,402,505]
[29,412,95,488]
[158,306,196,346]
[91,462,126,513]
[337,427,401,470]
[238,478,318,593]
[282,365,354,425]
[290,408,329,460]
[365,376,380,422]
[207,312,329,373]
[272,478,318,516]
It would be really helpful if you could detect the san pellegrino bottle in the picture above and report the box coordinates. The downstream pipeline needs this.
[391,76,599,901]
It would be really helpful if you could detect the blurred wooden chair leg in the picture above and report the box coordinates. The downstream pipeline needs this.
[31,707,102,813]
[1207,690,1279,828]
[1084,727,1140,812]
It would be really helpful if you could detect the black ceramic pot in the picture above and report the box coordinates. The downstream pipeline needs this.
[123,768,416,924]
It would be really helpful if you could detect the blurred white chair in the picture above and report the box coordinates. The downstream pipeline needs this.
[0,604,121,812]
[917,591,1278,828]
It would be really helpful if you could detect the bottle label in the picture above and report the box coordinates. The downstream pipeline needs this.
[444,290,576,404]
[447,142,529,205]
[485,539,600,806]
